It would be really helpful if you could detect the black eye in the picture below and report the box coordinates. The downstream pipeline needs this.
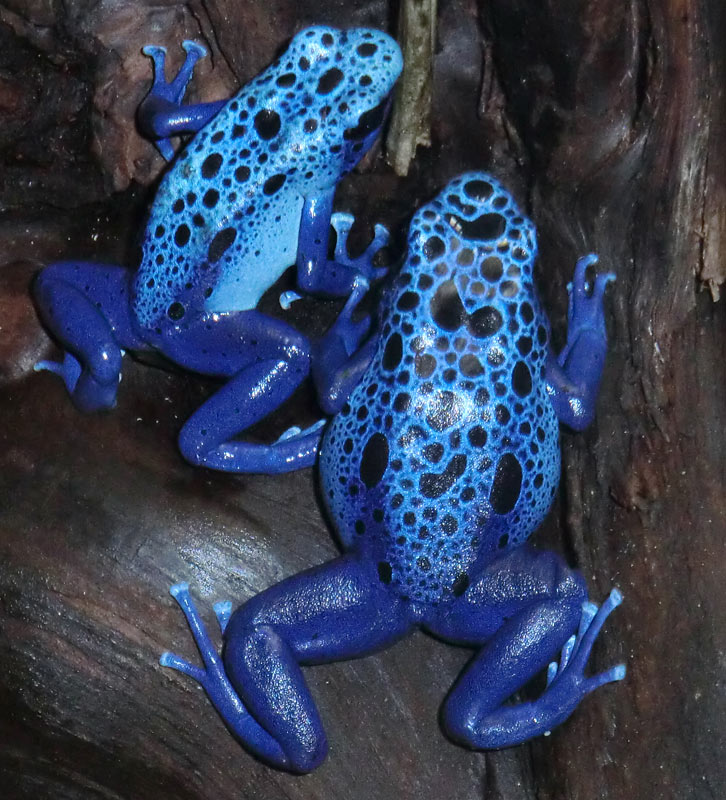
[343,99,388,141]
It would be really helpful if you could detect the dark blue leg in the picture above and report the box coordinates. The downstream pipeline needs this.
[161,556,414,771]
[295,190,389,300]
[311,277,379,414]
[156,310,322,473]
[546,254,616,430]
[33,262,149,412]
[138,41,227,160]
[425,547,625,749]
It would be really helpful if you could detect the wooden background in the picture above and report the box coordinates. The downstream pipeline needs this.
[1,0,724,797]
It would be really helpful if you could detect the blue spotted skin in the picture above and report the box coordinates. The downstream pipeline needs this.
[321,174,560,604]
[33,26,402,473]
[159,173,625,772]
[134,26,402,331]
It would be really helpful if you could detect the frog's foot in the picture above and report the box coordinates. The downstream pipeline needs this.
[139,40,212,160]
[35,351,82,394]
[142,41,207,104]
[317,275,372,359]
[565,254,616,343]
[275,418,327,444]
[213,600,233,634]
[331,212,390,282]
[541,589,626,721]
[35,352,119,412]
[279,290,303,310]
[160,583,291,769]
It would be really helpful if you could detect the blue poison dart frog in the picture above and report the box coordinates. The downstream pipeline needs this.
[33,26,402,473]
[160,172,625,772]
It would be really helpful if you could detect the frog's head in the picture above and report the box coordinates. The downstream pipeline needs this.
[399,173,541,350]
[281,26,402,179]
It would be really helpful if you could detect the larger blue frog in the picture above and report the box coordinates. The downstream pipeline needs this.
[33,26,402,473]
[160,172,625,772]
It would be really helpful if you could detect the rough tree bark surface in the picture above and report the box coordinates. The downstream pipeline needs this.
[1,0,724,798]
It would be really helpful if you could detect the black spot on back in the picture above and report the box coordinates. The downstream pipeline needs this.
[512,361,532,396]
[480,256,503,282]
[424,236,446,260]
[235,165,251,183]
[174,224,190,247]
[208,228,237,263]
[490,453,522,514]
[357,43,378,57]
[254,109,281,139]
[382,333,403,371]
[420,454,467,499]
[377,561,392,584]
[468,306,503,337]
[317,67,344,94]
[426,390,462,432]
[463,180,493,201]
[201,153,223,179]
[167,302,185,321]
[452,572,470,596]
[430,280,465,332]
[415,354,436,378]
[450,213,506,241]
[360,433,389,488]
[263,174,286,195]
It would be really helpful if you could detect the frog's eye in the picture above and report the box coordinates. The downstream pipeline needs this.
[343,98,387,140]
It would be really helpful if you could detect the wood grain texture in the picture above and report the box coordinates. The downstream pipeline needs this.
[1,0,724,797]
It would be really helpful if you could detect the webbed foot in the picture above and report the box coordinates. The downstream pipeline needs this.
[544,588,626,713]
[35,351,119,412]
[564,254,616,350]
[35,351,82,393]
[139,40,209,160]
[160,582,291,768]
[331,212,390,282]
[275,418,327,444]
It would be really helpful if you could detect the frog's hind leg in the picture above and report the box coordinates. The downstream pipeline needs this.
[33,262,148,412]
[157,310,322,473]
[425,547,625,749]
[162,556,413,771]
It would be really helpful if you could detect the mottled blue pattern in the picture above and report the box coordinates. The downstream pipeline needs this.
[321,174,560,604]
[133,26,402,332]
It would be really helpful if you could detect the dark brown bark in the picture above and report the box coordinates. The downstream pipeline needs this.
[1,0,724,798]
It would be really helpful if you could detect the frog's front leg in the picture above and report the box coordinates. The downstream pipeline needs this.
[33,262,149,411]
[546,254,616,430]
[296,189,389,298]
[157,310,323,473]
[161,556,414,771]
[426,547,625,749]
[137,40,226,160]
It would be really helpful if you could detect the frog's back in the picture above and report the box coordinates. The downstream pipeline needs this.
[132,26,402,331]
[321,173,560,605]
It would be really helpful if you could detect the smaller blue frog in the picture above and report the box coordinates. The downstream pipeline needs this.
[160,173,624,772]
[34,26,402,472]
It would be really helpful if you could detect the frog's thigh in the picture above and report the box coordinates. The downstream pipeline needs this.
[225,553,415,666]
[156,309,310,377]
[221,555,414,768]
[424,546,586,646]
